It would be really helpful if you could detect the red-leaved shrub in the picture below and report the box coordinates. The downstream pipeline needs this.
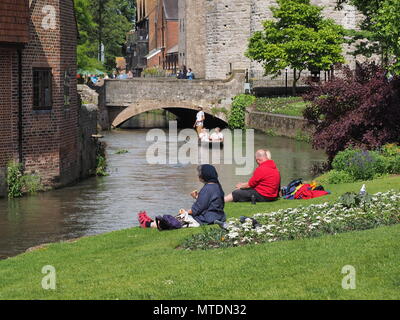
[303,63,400,161]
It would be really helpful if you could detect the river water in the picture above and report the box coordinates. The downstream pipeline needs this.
[0,129,326,259]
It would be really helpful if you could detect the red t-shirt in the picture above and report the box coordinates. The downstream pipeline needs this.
[248,160,281,199]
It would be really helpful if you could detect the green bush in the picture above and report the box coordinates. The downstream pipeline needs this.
[332,148,386,181]
[325,170,354,184]
[228,94,255,129]
[96,155,108,176]
[96,141,109,176]
[6,161,24,199]
[384,156,400,174]
[381,143,400,157]
[324,145,400,184]
[6,161,44,198]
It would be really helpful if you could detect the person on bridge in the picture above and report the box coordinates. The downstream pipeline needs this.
[138,164,226,230]
[224,149,281,203]
[187,68,195,80]
[194,107,205,135]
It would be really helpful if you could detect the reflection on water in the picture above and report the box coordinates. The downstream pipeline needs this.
[0,129,326,258]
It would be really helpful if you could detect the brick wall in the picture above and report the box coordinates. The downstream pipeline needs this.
[20,0,79,187]
[0,0,85,197]
[146,1,179,70]
[59,0,79,185]
[21,0,61,184]
[166,20,178,52]
[0,49,19,171]
[0,0,29,44]
[0,47,20,197]
[148,2,158,52]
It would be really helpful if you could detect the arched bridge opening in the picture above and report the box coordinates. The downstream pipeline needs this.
[164,108,227,129]
[109,102,228,129]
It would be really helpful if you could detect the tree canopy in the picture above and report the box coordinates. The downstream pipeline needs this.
[337,0,400,74]
[74,0,135,72]
[246,0,345,93]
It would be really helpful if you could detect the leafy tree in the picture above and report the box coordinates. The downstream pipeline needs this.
[74,0,104,71]
[303,63,400,161]
[337,0,400,74]
[74,0,135,71]
[91,0,136,70]
[246,0,345,94]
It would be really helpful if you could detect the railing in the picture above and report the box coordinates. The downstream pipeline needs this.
[249,69,333,87]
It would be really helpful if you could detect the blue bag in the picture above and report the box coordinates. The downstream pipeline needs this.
[155,215,183,231]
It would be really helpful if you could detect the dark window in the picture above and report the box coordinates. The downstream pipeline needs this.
[33,68,52,110]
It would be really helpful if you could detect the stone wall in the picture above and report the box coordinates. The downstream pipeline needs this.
[247,111,314,139]
[204,0,252,80]
[178,0,206,79]
[181,0,363,80]
[78,85,99,104]
[78,104,98,179]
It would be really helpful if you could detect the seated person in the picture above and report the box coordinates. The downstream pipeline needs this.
[224,149,281,203]
[138,164,226,229]
[199,128,210,142]
[187,68,195,80]
[210,127,224,142]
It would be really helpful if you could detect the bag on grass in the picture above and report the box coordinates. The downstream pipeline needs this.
[281,179,303,198]
[155,215,183,231]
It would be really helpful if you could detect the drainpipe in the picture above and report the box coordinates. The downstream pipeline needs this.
[17,48,23,165]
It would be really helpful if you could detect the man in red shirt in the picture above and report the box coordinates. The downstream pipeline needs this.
[224,149,281,203]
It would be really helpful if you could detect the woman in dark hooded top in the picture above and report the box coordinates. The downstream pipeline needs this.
[138,164,226,229]
[190,164,226,225]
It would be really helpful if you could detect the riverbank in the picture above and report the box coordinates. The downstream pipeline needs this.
[0,175,399,299]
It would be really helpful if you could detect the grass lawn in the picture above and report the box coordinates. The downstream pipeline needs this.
[254,97,308,117]
[0,176,399,300]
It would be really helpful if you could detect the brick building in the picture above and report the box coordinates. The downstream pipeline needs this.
[0,0,80,196]
[127,0,179,76]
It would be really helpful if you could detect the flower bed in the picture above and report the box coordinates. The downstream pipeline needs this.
[182,191,400,250]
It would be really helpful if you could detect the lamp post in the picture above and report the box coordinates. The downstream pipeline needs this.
[98,0,104,62]
[285,68,288,97]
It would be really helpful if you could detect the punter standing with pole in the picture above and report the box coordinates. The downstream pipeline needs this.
[194,107,205,136]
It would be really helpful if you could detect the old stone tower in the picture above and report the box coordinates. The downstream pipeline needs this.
[179,0,361,80]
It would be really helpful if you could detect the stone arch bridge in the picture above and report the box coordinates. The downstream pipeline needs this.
[98,70,246,129]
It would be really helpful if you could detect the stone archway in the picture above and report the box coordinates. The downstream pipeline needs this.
[110,100,227,128]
